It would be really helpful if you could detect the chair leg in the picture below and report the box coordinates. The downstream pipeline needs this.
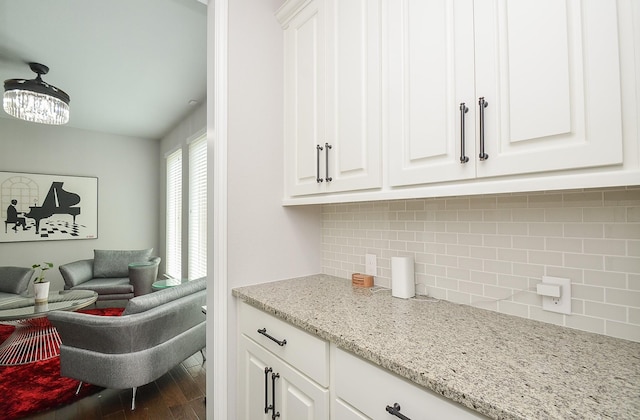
[75,381,83,395]
[200,348,206,362]
[131,387,137,411]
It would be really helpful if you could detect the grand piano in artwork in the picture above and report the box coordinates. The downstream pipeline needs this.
[25,182,81,234]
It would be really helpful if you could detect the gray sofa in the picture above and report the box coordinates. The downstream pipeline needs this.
[48,277,206,410]
[59,249,160,300]
[0,266,34,299]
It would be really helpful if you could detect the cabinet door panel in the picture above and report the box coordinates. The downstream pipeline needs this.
[387,0,476,187]
[284,0,326,195]
[239,343,273,420]
[325,0,381,192]
[474,0,623,177]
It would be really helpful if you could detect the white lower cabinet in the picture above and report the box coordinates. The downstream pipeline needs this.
[333,346,487,420]
[238,302,330,420]
[239,335,330,420]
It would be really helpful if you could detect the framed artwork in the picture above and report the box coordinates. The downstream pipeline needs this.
[0,171,98,243]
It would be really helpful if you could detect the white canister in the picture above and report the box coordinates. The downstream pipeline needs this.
[391,256,415,299]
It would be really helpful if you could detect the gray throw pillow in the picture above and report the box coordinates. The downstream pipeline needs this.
[93,249,153,278]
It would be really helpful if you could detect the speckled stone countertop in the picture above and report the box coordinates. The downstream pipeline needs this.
[232,274,640,420]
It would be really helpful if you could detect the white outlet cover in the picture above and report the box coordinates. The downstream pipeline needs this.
[365,254,377,276]
[541,276,571,315]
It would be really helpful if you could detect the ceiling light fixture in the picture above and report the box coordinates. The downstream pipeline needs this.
[3,62,70,125]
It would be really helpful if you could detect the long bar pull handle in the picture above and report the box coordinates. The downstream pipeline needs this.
[271,373,281,419]
[325,143,333,182]
[459,103,469,163]
[385,403,412,420]
[316,144,324,183]
[478,97,489,161]
[257,328,287,347]
[264,367,273,414]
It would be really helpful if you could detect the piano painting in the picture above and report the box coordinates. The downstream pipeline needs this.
[1,171,98,243]
[25,182,81,234]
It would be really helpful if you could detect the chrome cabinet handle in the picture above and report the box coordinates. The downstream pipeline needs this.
[385,403,412,420]
[459,103,469,163]
[324,142,333,182]
[257,328,287,347]
[478,97,489,161]
[264,367,272,413]
[316,144,324,183]
[271,373,281,419]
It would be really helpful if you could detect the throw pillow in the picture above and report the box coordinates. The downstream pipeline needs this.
[93,249,153,278]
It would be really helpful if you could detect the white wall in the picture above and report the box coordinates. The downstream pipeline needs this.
[0,117,160,291]
[221,0,323,417]
[159,101,207,277]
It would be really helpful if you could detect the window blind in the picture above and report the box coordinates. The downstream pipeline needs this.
[188,135,207,279]
[166,148,182,279]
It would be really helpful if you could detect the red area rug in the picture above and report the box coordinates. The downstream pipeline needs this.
[0,307,123,419]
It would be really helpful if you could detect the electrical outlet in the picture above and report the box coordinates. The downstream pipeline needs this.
[365,254,377,276]
[539,276,571,315]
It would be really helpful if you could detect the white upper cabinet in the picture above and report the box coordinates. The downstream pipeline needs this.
[387,0,477,186]
[473,0,623,178]
[280,0,382,197]
[388,0,623,187]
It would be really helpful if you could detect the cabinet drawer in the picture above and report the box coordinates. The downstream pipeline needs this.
[239,302,329,387]
[334,347,486,420]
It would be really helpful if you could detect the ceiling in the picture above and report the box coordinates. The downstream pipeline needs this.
[0,0,207,140]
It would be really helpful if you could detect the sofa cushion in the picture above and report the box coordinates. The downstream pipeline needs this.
[122,277,206,315]
[0,266,34,294]
[59,259,94,287]
[70,277,134,295]
[93,249,152,278]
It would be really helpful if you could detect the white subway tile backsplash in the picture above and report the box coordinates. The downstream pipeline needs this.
[321,187,640,342]
[606,288,640,307]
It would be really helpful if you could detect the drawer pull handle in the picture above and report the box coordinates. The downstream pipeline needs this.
[386,403,412,420]
[257,328,287,346]
[324,142,333,182]
[478,97,489,161]
[459,102,469,163]
[316,144,324,183]
[264,367,272,413]
[272,372,281,419]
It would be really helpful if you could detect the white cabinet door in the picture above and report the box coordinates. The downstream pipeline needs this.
[388,0,624,188]
[474,0,623,177]
[283,0,326,196]
[283,0,382,197]
[387,0,477,187]
[323,0,382,193]
[239,339,272,420]
[239,335,330,420]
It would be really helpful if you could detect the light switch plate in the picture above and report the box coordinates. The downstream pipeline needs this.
[541,276,571,315]
[365,254,377,276]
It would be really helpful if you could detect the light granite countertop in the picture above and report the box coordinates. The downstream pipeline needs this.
[232,274,640,420]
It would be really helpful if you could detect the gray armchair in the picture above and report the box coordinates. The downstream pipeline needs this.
[59,249,160,301]
[48,277,206,410]
[0,266,34,299]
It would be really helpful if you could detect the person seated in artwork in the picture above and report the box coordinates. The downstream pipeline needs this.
[6,199,27,231]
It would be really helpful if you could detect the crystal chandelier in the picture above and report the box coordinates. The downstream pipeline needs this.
[3,62,70,125]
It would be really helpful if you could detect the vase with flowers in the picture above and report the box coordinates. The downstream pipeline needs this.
[32,262,54,302]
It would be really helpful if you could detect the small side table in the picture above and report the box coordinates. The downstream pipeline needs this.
[151,278,189,292]
[128,261,157,296]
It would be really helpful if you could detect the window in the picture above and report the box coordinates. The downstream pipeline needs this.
[188,135,207,278]
[166,148,182,279]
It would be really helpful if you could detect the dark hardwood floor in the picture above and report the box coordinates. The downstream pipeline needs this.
[27,351,206,420]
